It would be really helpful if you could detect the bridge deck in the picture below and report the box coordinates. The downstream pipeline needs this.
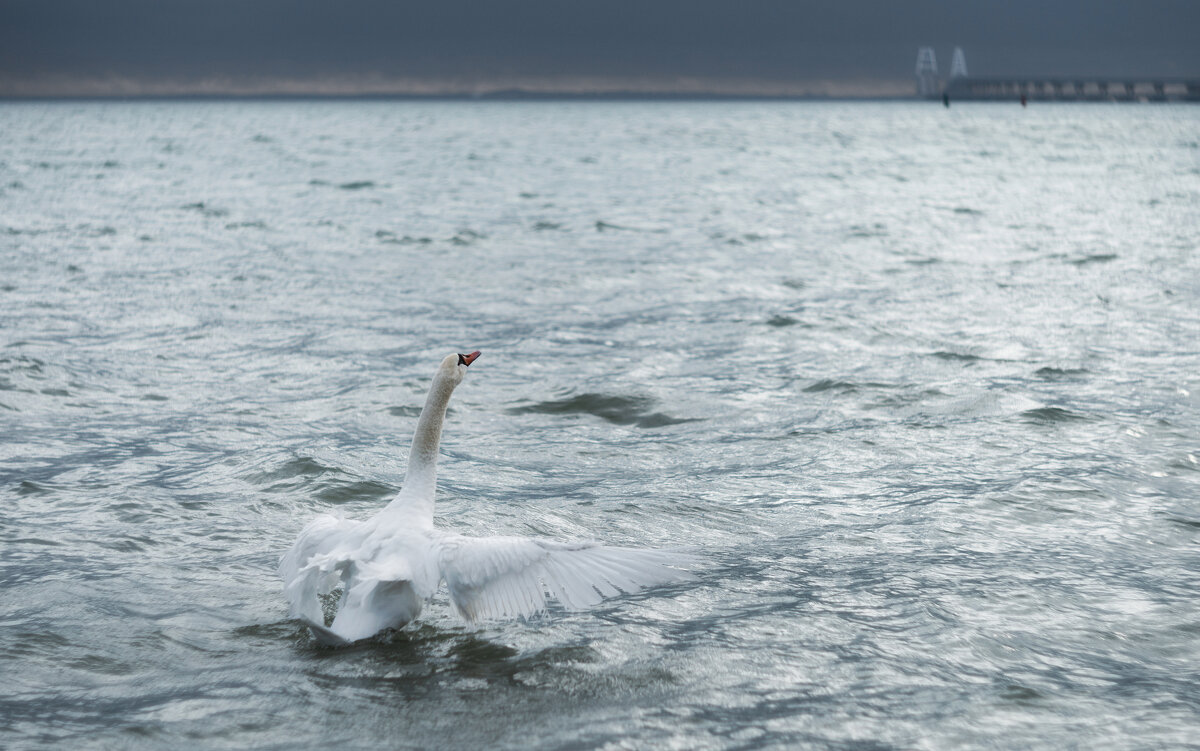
[941,77,1200,101]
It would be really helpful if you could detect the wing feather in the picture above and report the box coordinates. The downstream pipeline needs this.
[591,549,644,587]
[545,554,602,608]
[435,534,697,623]
[499,576,518,617]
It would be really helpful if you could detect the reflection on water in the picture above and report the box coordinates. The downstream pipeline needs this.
[1,100,1199,749]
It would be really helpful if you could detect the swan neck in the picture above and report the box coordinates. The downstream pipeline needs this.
[402,372,456,507]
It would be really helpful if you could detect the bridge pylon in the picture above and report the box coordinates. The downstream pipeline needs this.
[915,47,939,97]
[950,48,968,79]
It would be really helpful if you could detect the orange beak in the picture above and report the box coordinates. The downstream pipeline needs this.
[457,351,481,367]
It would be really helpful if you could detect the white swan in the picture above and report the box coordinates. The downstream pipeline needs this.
[278,351,696,645]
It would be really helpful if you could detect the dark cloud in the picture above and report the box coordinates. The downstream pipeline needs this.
[2,0,1197,93]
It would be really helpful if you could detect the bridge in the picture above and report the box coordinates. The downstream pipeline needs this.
[916,47,1199,102]
[943,76,1200,102]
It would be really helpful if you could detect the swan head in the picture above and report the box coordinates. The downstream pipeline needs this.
[438,350,481,387]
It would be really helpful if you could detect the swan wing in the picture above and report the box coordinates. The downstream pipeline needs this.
[434,534,697,622]
[277,513,364,623]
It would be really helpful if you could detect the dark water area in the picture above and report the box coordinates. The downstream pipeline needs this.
[1,101,1199,749]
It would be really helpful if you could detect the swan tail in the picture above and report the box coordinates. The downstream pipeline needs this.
[324,575,423,643]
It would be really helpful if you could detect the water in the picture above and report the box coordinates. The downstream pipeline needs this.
[1,100,1198,749]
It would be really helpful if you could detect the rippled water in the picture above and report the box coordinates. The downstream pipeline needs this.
[2,100,1199,749]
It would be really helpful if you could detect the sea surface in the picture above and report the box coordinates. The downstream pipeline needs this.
[1,100,1198,749]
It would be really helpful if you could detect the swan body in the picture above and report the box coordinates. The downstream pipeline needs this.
[279,351,696,645]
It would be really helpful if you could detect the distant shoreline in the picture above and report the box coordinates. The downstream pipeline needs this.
[0,92,921,102]
[3,93,1196,104]
[0,74,919,101]
[4,75,1195,103]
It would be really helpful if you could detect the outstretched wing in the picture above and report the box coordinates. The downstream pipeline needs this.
[434,534,698,622]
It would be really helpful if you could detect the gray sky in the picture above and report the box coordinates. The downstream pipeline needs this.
[2,0,1197,95]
